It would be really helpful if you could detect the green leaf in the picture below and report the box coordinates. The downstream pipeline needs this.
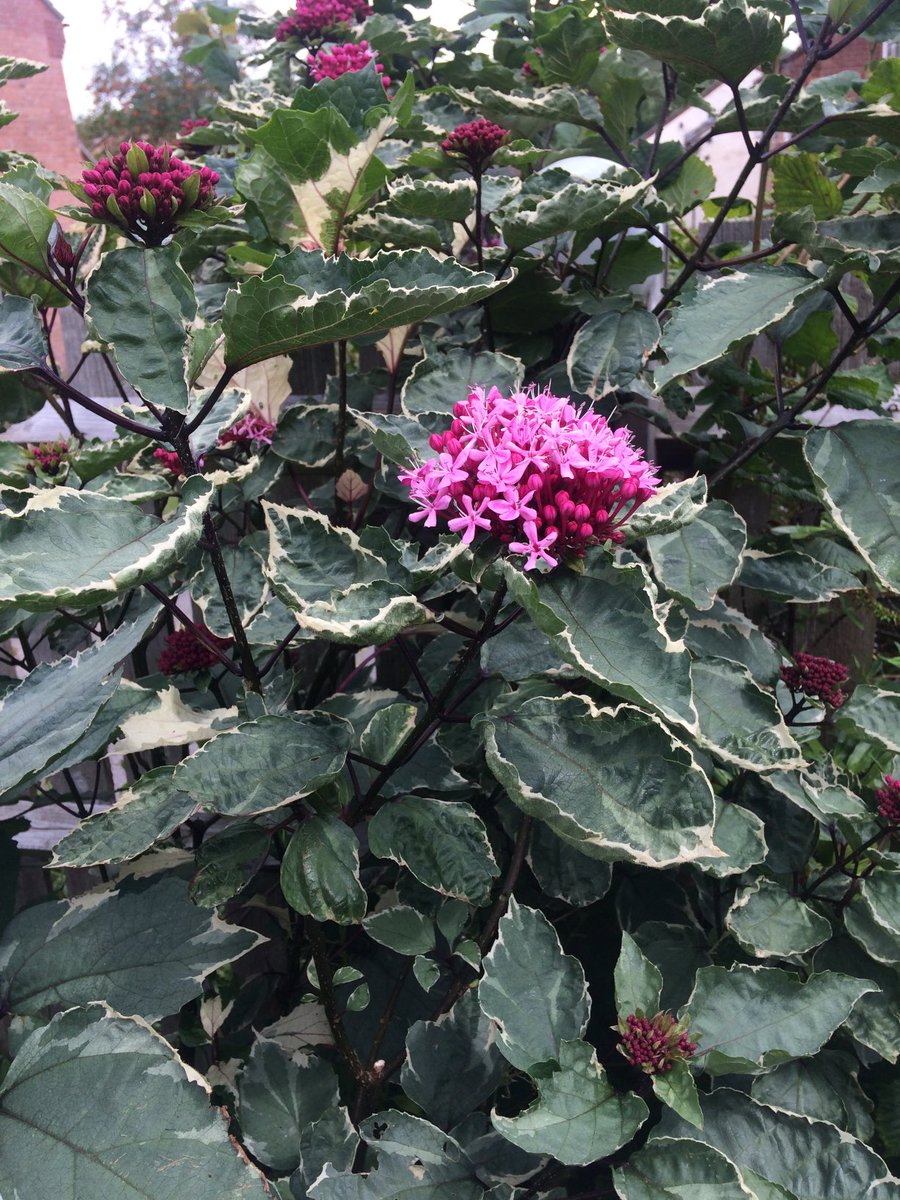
[500,174,656,248]
[684,964,877,1075]
[311,1110,483,1200]
[479,898,589,1072]
[0,477,212,611]
[173,712,352,816]
[838,685,900,754]
[0,56,47,85]
[0,293,46,371]
[652,1062,704,1130]
[504,559,697,731]
[725,878,831,959]
[384,178,475,222]
[566,299,660,399]
[657,1087,892,1200]
[478,691,718,870]
[647,500,746,610]
[527,822,613,907]
[263,503,427,646]
[281,816,366,925]
[51,766,195,867]
[401,345,523,417]
[804,420,900,591]
[0,1005,268,1199]
[493,1039,648,1165]
[615,931,663,1015]
[626,475,708,539]
[691,658,803,771]
[680,598,781,684]
[86,243,197,413]
[0,605,154,796]
[0,876,260,1020]
[401,991,505,1130]
[291,1107,359,1199]
[238,1038,339,1174]
[190,822,271,907]
[656,266,820,389]
[0,181,56,278]
[605,2,784,84]
[846,870,900,963]
[751,1050,874,1140]
[368,796,499,905]
[222,248,509,371]
[737,549,860,602]
[364,906,435,956]
[659,156,716,217]
[614,1135,766,1199]
[772,151,843,219]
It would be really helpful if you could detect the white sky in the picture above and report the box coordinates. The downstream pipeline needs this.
[56,0,470,117]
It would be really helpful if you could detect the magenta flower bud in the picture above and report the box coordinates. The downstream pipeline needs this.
[780,652,849,709]
[876,776,900,825]
[76,139,220,247]
[617,1011,698,1076]
[309,39,390,89]
[428,433,444,452]
[441,117,509,173]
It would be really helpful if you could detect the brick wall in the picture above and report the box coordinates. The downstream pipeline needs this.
[782,37,883,82]
[0,0,85,182]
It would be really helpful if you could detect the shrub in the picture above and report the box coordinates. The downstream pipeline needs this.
[1,2,899,1197]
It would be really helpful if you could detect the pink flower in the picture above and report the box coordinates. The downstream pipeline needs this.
[276,0,371,39]
[617,1011,697,1076]
[78,141,218,247]
[400,385,659,572]
[441,118,508,172]
[217,406,277,450]
[876,776,900,824]
[447,494,493,544]
[153,447,183,474]
[309,40,390,87]
[781,652,849,708]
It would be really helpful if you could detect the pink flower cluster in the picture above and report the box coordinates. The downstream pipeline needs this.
[442,118,508,171]
[781,652,849,708]
[79,141,219,247]
[876,776,900,824]
[153,447,184,474]
[218,406,277,450]
[400,386,659,571]
[276,0,371,39]
[26,440,69,474]
[309,40,390,87]
[158,628,232,675]
[617,1011,697,1076]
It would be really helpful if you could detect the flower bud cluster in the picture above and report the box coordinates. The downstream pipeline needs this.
[441,118,508,171]
[276,0,371,40]
[26,440,69,474]
[400,385,659,571]
[876,776,900,824]
[152,448,184,475]
[218,406,277,450]
[80,141,219,247]
[158,628,232,675]
[617,1011,697,1075]
[309,40,390,87]
[780,652,849,708]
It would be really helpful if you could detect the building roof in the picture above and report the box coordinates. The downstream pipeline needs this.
[38,0,64,20]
